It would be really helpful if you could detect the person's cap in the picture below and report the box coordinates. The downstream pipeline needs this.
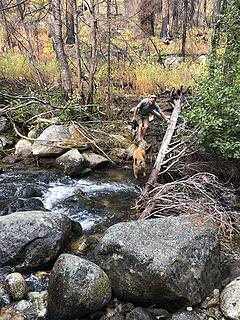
[150,94,157,99]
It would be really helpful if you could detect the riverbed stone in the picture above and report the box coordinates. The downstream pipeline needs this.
[4,198,45,215]
[28,290,48,318]
[171,310,201,320]
[15,139,32,157]
[126,307,153,320]
[220,277,240,319]
[56,148,88,176]
[0,211,82,271]
[0,135,12,148]
[96,215,220,307]
[0,305,25,320]
[47,254,112,320]
[0,116,9,132]
[5,273,27,301]
[83,152,109,169]
[32,124,87,156]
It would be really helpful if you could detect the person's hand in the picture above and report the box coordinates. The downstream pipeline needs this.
[132,116,136,122]
[166,117,171,125]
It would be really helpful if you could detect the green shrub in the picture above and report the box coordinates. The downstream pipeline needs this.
[185,0,240,159]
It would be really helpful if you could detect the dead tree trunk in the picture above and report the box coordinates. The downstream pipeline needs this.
[73,0,82,97]
[181,0,188,59]
[87,0,98,107]
[51,0,72,100]
[107,0,111,108]
[140,90,182,200]
[160,0,169,38]
[16,0,44,85]
[66,0,75,44]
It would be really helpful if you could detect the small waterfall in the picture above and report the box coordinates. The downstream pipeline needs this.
[0,168,140,231]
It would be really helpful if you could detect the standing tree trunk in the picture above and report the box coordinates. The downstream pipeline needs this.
[107,0,111,108]
[0,0,12,51]
[203,0,208,27]
[16,0,44,86]
[51,0,72,100]
[87,0,98,107]
[66,0,75,44]
[73,0,82,97]
[113,0,119,15]
[160,0,169,38]
[139,0,156,36]
[210,0,226,74]
[181,0,188,59]
[171,0,179,35]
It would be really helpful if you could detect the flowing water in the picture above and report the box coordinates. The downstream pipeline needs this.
[0,166,140,233]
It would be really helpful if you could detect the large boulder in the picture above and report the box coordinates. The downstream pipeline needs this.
[32,125,87,157]
[56,149,88,176]
[96,215,221,307]
[47,254,111,320]
[0,211,82,271]
[220,277,240,320]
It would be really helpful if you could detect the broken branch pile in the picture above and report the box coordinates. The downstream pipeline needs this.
[135,172,239,234]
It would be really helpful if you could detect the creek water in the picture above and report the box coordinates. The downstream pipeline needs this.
[0,166,140,233]
[0,166,142,298]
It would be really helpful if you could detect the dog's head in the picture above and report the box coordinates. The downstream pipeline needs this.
[138,141,147,149]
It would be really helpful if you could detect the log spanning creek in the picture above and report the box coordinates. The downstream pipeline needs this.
[0,167,140,233]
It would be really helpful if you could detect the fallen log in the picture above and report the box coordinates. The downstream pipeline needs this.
[138,89,182,219]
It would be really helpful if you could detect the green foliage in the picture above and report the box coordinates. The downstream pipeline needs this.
[185,0,240,159]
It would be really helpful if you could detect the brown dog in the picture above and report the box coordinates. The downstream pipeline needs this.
[133,141,147,179]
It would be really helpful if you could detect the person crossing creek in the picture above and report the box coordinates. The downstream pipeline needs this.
[131,94,170,143]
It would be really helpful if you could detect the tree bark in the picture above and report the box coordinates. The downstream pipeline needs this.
[66,0,75,44]
[87,0,98,106]
[73,0,82,97]
[0,0,12,51]
[171,0,179,35]
[16,0,44,85]
[107,0,111,108]
[51,0,72,99]
[139,0,156,36]
[181,0,188,59]
[160,0,169,38]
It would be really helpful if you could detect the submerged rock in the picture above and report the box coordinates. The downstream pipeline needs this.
[47,254,111,320]
[96,215,221,307]
[0,211,82,271]
[3,198,45,215]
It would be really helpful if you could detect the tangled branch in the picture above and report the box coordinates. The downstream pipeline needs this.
[134,172,239,235]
